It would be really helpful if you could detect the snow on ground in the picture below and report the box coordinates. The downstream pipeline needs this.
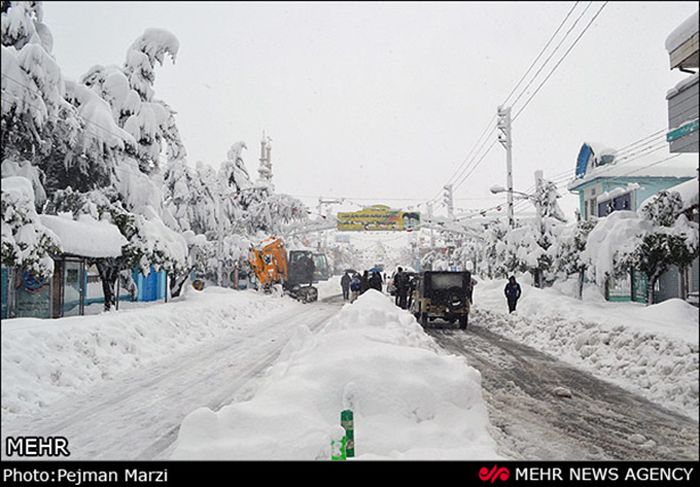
[474,277,699,420]
[1,287,301,422]
[172,290,500,460]
[315,274,342,300]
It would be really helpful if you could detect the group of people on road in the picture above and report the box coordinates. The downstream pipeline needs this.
[341,267,522,313]
[341,269,384,303]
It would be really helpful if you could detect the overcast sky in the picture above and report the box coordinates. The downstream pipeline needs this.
[44,1,697,224]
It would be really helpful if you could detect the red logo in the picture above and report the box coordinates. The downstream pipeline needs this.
[479,465,510,483]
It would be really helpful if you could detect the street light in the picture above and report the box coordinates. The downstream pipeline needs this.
[490,185,535,201]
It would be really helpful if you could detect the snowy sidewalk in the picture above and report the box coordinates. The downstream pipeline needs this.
[1,297,341,460]
[474,278,699,420]
[1,287,304,423]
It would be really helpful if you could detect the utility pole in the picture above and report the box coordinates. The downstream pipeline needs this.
[317,197,344,252]
[534,170,544,288]
[497,106,514,227]
[443,184,454,220]
[426,202,435,250]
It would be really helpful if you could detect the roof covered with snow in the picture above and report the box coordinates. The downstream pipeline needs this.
[665,10,699,53]
[39,214,127,258]
[568,151,697,191]
[667,72,699,99]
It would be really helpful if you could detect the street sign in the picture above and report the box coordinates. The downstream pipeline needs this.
[666,119,699,142]
[336,205,420,231]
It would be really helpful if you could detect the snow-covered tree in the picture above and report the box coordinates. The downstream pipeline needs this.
[218,141,249,233]
[552,217,597,298]
[220,142,251,193]
[622,191,699,304]
[162,157,192,232]
[2,2,81,190]
[535,178,567,223]
[1,176,60,279]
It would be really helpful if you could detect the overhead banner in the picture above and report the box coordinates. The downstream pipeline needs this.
[336,205,421,231]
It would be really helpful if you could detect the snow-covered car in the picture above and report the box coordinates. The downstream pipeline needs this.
[410,271,471,329]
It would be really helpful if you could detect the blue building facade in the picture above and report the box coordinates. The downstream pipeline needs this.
[132,266,168,302]
[568,142,696,303]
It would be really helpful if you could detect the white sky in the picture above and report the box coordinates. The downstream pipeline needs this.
[44,1,698,230]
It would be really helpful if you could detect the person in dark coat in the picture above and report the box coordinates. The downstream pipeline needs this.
[504,276,522,313]
[360,271,370,294]
[340,272,351,301]
[394,267,409,309]
[369,271,382,292]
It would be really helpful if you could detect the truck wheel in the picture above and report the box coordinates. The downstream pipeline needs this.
[459,314,468,330]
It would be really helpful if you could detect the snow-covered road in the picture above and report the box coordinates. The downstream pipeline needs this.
[428,317,699,460]
[1,295,344,460]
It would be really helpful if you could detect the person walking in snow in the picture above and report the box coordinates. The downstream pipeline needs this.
[340,272,351,301]
[350,273,361,303]
[504,275,521,313]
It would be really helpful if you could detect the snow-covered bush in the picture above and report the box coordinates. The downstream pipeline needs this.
[624,191,699,304]
[584,190,698,305]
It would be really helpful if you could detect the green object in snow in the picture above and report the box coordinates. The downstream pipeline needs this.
[341,409,354,458]
[330,436,346,461]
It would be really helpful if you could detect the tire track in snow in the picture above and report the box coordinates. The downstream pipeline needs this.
[427,321,699,460]
[1,298,343,460]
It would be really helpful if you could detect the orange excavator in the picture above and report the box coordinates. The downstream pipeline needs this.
[248,236,319,303]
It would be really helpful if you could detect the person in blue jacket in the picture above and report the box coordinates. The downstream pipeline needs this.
[350,273,362,303]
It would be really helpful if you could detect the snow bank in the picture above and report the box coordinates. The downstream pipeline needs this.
[172,290,499,460]
[315,274,342,300]
[475,279,699,420]
[1,288,300,421]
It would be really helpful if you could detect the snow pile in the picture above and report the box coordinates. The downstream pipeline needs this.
[474,279,699,419]
[39,214,126,258]
[315,274,343,300]
[172,290,500,460]
[583,211,651,286]
[1,288,300,421]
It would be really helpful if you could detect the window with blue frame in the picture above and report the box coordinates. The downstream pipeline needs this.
[597,192,633,217]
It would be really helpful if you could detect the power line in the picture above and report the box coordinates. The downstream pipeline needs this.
[509,2,593,112]
[502,2,581,107]
[453,139,499,191]
[513,1,609,122]
[442,2,600,196]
